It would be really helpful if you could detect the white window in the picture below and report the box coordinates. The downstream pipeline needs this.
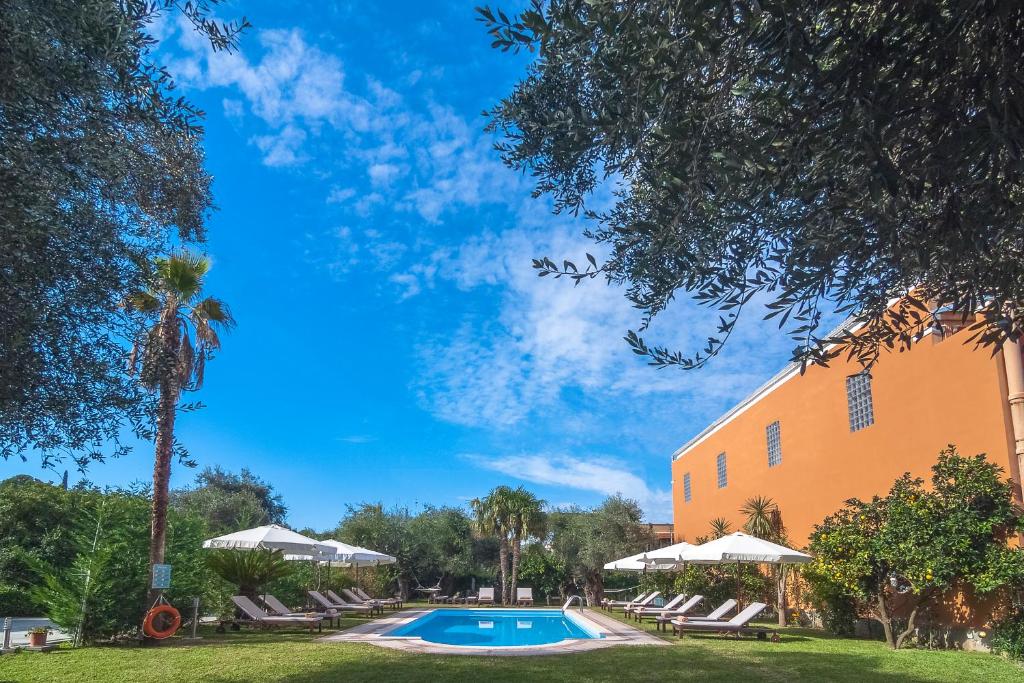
[846,372,875,432]
[766,421,782,467]
[716,453,727,488]
[683,473,692,503]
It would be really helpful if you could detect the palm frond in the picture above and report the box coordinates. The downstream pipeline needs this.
[123,291,160,314]
[192,296,235,327]
[155,250,209,302]
[177,328,195,386]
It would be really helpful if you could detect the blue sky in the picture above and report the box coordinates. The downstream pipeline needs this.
[1,1,808,529]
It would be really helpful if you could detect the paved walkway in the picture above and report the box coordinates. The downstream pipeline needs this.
[319,607,667,656]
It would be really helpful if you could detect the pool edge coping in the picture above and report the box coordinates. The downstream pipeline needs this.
[317,607,667,656]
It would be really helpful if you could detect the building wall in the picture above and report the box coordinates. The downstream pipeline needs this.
[671,327,1019,546]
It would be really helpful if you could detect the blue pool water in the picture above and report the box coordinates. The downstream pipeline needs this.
[388,609,602,647]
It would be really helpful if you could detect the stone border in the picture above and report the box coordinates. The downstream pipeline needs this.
[318,607,667,656]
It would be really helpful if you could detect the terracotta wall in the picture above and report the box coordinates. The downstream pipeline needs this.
[671,327,1019,546]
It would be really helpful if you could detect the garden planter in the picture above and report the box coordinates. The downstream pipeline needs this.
[27,631,47,647]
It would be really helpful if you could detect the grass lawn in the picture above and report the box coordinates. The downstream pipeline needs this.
[0,606,1020,682]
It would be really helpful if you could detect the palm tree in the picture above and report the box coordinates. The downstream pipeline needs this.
[126,251,234,607]
[740,495,791,627]
[709,517,732,539]
[471,486,516,604]
[740,495,782,540]
[505,488,546,605]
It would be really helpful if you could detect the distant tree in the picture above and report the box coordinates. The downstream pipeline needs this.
[807,447,1024,649]
[335,503,478,600]
[0,0,246,467]
[517,543,570,602]
[480,1,1024,372]
[548,496,651,605]
[172,467,287,534]
[125,251,234,609]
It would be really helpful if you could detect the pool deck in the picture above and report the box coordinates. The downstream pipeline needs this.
[318,607,667,656]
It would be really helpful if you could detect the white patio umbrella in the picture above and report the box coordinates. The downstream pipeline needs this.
[603,551,676,572]
[203,524,334,556]
[203,524,334,601]
[638,541,696,567]
[285,540,396,589]
[676,532,811,610]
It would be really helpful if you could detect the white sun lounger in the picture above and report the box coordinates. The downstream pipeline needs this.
[671,602,770,638]
[657,598,735,630]
[603,591,648,610]
[634,593,699,622]
[516,587,534,606]
[477,587,495,605]
[622,591,661,614]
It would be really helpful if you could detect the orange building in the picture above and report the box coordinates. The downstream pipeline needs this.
[671,317,1024,546]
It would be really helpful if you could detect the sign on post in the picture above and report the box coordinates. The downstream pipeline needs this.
[151,563,172,590]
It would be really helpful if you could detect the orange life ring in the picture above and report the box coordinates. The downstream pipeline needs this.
[143,603,181,639]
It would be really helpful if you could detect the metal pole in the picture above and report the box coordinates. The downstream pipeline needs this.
[184,597,202,640]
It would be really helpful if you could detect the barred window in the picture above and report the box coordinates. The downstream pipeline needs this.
[683,473,692,503]
[846,372,875,432]
[766,421,782,467]
[716,453,727,488]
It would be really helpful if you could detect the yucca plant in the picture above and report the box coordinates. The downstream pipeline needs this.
[708,517,732,539]
[125,251,234,608]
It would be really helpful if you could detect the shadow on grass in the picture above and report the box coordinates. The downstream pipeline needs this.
[189,643,966,683]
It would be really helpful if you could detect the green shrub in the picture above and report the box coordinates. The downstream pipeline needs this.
[0,583,38,617]
[992,611,1024,662]
[804,567,858,636]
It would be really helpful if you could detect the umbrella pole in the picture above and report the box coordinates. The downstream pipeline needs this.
[736,561,742,611]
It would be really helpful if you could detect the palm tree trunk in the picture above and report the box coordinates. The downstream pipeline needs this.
[776,565,788,627]
[146,312,180,611]
[146,380,177,609]
[498,539,509,605]
[510,535,521,605]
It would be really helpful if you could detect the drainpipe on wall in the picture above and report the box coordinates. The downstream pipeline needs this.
[1002,339,1024,504]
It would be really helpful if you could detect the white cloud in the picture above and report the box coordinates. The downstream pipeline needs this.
[251,125,307,167]
[326,187,357,204]
[465,453,672,520]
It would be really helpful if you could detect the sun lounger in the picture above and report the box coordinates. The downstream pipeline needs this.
[671,602,770,638]
[261,594,337,626]
[516,588,534,606]
[633,593,696,622]
[354,587,402,609]
[231,596,322,632]
[622,591,661,614]
[308,590,375,616]
[603,591,648,611]
[477,587,495,605]
[331,589,384,615]
[656,598,735,631]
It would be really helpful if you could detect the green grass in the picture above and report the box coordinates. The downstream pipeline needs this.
[0,607,1020,682]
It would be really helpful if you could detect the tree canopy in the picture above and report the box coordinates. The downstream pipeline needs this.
[172,466,288,534]
[0,0,246,467]
[480,0,1024,371]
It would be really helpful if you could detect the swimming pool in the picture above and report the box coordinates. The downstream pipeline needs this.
[387,609,603,647]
